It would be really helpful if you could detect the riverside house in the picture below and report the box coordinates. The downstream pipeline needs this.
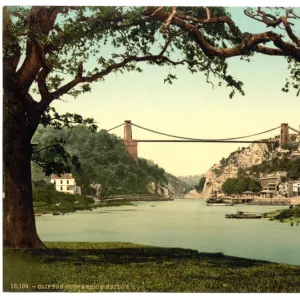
[50,173,81,195]
[288,180,300,197]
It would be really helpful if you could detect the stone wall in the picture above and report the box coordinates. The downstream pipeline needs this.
[291,197,300,205]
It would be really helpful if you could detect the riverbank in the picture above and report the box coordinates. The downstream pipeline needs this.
[104,194,174,202]
[263,205,300,225]
[34,200,136,215]
[3,242,300,293]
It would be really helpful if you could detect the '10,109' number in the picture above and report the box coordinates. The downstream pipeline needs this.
[11,283,29,290]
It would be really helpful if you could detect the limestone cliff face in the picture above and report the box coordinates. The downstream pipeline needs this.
[202,143,270,198]
[148,173,188,198]
[166,173,188,197]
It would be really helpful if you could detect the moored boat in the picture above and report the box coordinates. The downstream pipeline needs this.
[207,202,234,206]
[206,197,234,206]
[225,210,262,219]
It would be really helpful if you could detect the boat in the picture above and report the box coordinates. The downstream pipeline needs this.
[34,213,43,217]
[207,202,234,206]
[206,197,234,206]
[225,210,262,219]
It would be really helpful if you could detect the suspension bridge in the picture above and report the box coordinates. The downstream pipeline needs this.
[106,121,300,161]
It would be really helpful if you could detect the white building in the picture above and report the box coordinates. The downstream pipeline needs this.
[50,173,81,195]
[288,180,300,197]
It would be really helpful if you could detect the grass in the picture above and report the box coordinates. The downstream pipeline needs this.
[3,242,300,293]
[263,205,300,225]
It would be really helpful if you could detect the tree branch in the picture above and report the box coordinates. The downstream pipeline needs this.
[3,7,21,88]
[165,7,177,29]
[32,158,47,169]
[255,45,287,56]
[49,55,186,102]
[16,7,60,91]
[144,7,300,61]
[244,8,300,47]
[203,7,211,22]
[32,143,61,154]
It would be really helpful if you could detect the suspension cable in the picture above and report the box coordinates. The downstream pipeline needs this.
[106,123,125,132]
[131,123,280,141]
[288,126,300,134]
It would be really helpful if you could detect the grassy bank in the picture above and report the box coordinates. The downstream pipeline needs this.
[34,200,136,215]
[3,242,300,293]
[32,181,136,215]
[263,205,300,225]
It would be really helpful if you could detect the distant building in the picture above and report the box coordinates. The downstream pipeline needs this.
[258,172,288,196]
[288,180,300,197]
[259,190,275,199]
[50,173,81,195]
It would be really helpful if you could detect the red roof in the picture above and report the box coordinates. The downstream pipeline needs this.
[51,173,74,179]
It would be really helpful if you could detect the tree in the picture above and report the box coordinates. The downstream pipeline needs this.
[289,160,300,180]
[195,177,206,192]
[3,6,300,248]
[222,178,237,195]
[33,126,167,197]
[222,177,262,195]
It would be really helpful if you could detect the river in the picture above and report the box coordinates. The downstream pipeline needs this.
[36,199,300,266]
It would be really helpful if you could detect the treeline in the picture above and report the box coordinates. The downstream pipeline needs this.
[32,126,168,197]
[194,177,206,192]
[222,178,262,195]
[244,157,300,180]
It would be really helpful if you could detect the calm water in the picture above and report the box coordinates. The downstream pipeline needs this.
[36,199,300,265]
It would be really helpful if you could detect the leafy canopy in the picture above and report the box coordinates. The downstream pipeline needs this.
[5,5,299,109]
[32,125,168,197]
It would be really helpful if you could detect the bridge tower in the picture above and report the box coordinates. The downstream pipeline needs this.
[280,123,289,146]
[124,120,138,162]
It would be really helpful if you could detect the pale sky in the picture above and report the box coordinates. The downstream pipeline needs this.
[47,6,299,176]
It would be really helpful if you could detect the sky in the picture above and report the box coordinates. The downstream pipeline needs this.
[47,6,300,177]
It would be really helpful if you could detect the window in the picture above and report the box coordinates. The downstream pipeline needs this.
[60,180,63,184]
[67,180,69,184]
[53,180,56,184]
[60,186,63,191]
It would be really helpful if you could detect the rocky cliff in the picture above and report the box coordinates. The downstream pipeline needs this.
[201,143,271,198]
[177,174,203,188]
[147,173,189,198]
[166,173,189,197]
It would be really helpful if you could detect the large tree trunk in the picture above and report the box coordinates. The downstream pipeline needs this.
[3,90,45,248]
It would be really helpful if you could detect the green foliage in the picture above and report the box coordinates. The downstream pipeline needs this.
[40,107,97,132]
[247,157,300,180]
[32,125,168,197]
[213,169,223,177]
[32,180,93,206]
[281,143,299,152]
[195,177,206,192]
[222,177,262,195]
[4,6,256,100]
[282,58,300,96]
[32,138,80,176]
[274,208,299,220]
